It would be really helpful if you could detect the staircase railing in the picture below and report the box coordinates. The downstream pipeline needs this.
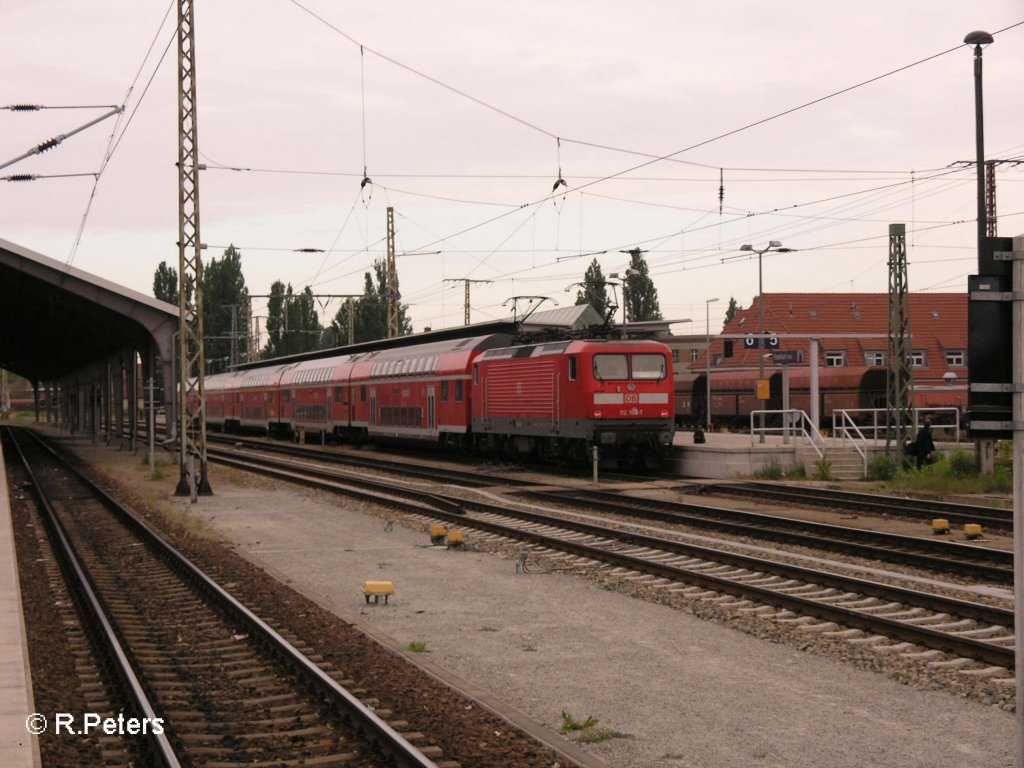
[832,409,869,475]
[750,409,826,459]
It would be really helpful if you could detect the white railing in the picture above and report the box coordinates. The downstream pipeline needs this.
[750,409,826,458]
[832,410,869,475]
[832,407,962,444]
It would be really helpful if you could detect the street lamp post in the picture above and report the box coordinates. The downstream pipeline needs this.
[705,297,719,430]
[965,30,993,245]
[740,241,792,442]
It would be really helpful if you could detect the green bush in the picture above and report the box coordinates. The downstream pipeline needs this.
[754,460,783,480]
[866,455,897,481]
[812,459,833,481]
[947,449,976,478]
[783,463,807,480]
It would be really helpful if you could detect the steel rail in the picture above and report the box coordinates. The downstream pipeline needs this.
[523,488,1013,583]
[717,482,1012,529]
[18,428,438,768]
[209,437,1012,583]
[196,440,1014,667]
[4,428,182,768]
[450,503,1015,668]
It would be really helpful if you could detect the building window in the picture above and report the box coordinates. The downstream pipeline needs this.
[824,351,846,367]
[690,349,699,363]
[911,350,927,367]
[945,350,965,367]
[671,349,680,363]
[865,351,886,367]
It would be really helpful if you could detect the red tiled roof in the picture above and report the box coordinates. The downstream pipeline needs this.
[693,293,966,388]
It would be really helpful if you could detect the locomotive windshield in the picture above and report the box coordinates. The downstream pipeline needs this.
[630,354,667,380]
[592,353,667,381]
[593,354,628,380]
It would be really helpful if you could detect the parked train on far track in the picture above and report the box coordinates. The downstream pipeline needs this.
[203,333,675,465]
[675,366,964,429]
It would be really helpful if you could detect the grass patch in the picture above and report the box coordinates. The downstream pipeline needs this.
[812,458,833,481]
[478,626,498,632]
[576,728,633,744]
[560,712,599,732]
[159,506,218,540]
[890,449,1011,495]
[560,712,631,743]
[407,641,428,653]
[522,640,536,652]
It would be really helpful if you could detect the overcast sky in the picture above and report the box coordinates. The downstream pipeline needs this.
[3,1,1023,335]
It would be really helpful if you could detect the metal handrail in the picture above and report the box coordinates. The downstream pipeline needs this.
[750,409,826,458]
[833,410,869,475]
[833,406,962,444]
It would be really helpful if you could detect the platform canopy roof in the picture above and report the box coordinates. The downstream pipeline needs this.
[0,238,178,383]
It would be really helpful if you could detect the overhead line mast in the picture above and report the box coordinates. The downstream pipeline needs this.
[175,0,212,498]
[444,278,493,325]
[386,206,399,338]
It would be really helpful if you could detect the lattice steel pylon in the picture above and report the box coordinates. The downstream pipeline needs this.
[444,278,493,325]
[175,0,212,497]
[885,223,914,465]
[985,160,998,237]
[385,206,399,338]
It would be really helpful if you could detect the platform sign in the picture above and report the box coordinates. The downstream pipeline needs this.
[744,333,780,349]
[755,378,770,400]
[772,350,799,365]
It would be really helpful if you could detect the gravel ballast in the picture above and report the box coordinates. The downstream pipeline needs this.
[71,441,1013,768]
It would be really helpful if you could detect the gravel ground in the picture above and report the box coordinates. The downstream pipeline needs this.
[66,438,1014,768]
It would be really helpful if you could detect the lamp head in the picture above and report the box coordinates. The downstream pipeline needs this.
[768,240,782,248]
[740,244,753,252]
[964,30,994,45]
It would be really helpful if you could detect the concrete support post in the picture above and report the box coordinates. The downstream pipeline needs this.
[128,350,138,452]
[115,357,125,442]
[809,338,820,427]
[104,363,113,441]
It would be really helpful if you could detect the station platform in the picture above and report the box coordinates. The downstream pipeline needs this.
[0,441,41,766]
[668,427,969,480]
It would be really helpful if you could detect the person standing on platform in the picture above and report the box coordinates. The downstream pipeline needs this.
[914,418,936,469]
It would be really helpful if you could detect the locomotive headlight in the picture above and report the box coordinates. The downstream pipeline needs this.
[593,409,603,418]
[660,409,669,418]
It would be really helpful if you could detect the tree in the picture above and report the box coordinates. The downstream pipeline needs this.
[327,259,411,345]
[575,259,613,322]
[724,297,740,328]
[264,282,322,358]
[202,245,250,371]
[623,250,662,322]
[153,261,179,305]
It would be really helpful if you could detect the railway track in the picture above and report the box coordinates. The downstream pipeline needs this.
[518,487,1013,585]
[704,481,1012,530]
[193,439,1015,672]
[206,437,1013,586]
[4,426,444,768]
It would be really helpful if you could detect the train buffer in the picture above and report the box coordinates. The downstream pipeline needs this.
[363,580,395,605]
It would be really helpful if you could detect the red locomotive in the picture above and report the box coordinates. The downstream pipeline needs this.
[204,334,675,465]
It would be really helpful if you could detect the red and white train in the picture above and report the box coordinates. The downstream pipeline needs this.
[203,334,675,464]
